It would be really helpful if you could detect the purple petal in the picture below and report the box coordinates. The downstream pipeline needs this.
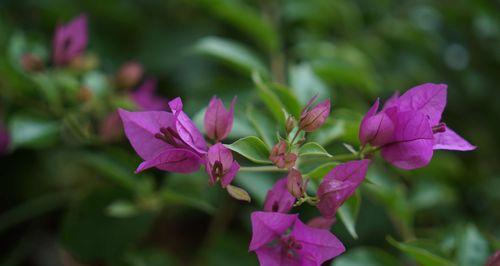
[398,83,447,125]
[52,14,88,65]
[136,148,202,173]
[291,218,345,265]
[206,143,234,170]
[118,109,174,160]
[249,211,297,251]
[168,97,208,154]
[131,79,168,111]
[307,216,336,230]
[317,160,370,218]
[263,178,295,213]
[433,126,476,151]
[204,96,236,142]
[382,91,400,110]
[381,110,434,169]
[254,246,285,266]
[220,161,240,188]
[359,99,395,146]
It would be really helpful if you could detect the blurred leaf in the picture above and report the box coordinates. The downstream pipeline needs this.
[160,188,215,214]
[31,73,62,109]
[235,172,275,205]
[83,71,109,98]
[270,83,302,118]
[117,248,179,266]
[0,193,67,235]
[193,36,268,76]
[60,187,156,261]
[226,136,271,164]
[289,63,331,104]
[409,180,456,210]
[253,72,286,125]
[197,232,257,266]
[338,190,361,239]
[7,32,27,70]
[456,224,489,266]
[309,118,346,146]
[107,200,140,218]
[195,0,278,52]
[8,114,59,149]
[299,142,332,157]
[332,247,400,266]
[387,236,454,266]
[246,106,277,148]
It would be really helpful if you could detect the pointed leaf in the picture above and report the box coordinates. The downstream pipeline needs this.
[226,136,271,164]
[299,142,332,158]
[337,190,361,239]
[387,236,454,266]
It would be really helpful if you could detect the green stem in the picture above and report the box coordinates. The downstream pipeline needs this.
[328,153,361,162]
[239,166,288,172]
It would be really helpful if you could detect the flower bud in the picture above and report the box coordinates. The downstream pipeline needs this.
[285,116,296,134]
[203,96,236,142]
[299,97,330,132]
[20,53,44,72]
[359,99,396,147]
[116,61,144,88]
[269,140,297,169]
[53,14,88,66]
[286,169,304,198]
[205,143,240,188]
[263,178,295,213]
[486,250,500,266]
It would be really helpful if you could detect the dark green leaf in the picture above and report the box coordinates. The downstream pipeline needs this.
[246,106,278,148]
[456,224,489,266]
[289,63,331,104]
[387,236,454,266]
[299,142,332,157]
[8,114,59,149]
[338,190,361,239]
[332,247,400,266]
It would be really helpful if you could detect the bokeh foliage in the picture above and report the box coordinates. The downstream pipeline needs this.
[0,0,499,265]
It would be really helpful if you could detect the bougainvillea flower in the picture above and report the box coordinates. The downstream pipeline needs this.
[317,160,371,218]
[360,83,475,170]
[52,14,88,66]
[0,121,10,155]
[249,211,345,266]
[205,143,240,188]
[204,96,236,142]
[119,97,207,173]
[269,140,297,169]
[299,96,331,132]
[130,79,168,111]
[264,178,295,213]
[286,169,305,198]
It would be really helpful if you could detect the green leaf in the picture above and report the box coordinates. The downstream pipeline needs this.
[83,71,109,98]
[456,224,489,266]
[309,118,346,146]
[332,247,400,266]
[253,72,286,125]
[299,142,332,157]
[235,172,275,205]
[195,0,278,52]
[8,115,59,149]
[193,36,268,76]
[159,188,215,214]
[338,190,361,239]
[387,236,455,266]
[246,106,278,148]
[289,63,331,105]
[107,200,140,218]
[303,162,337,180]
[60,188,156,261]
[226,136,271,164]
[270,83,302,118]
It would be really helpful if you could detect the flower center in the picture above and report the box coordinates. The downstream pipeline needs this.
[432,122,446,134]
[211,160,225,179]
[280,235,303,259]
[154,127,185,147]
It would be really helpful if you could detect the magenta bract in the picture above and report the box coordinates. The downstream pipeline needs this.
[263,178,295,213]
[119,97,207,173]
[299,96,330,132]
[249,211,345,266]
[317,160,371,218]
[52,14,88,66]
[360,83,475,170]
[205,143,240,187]
[204,96,236,142]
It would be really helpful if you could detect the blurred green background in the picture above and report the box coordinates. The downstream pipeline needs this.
[0,0,499,265]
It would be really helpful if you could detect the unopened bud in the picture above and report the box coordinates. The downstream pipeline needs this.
[116,61,144,88]
[285,116,296,134]
[299,97,330,132]
[20,53,44,72]
[269,140,297,169]
[286,169,305,198]
[226,184,251,202]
